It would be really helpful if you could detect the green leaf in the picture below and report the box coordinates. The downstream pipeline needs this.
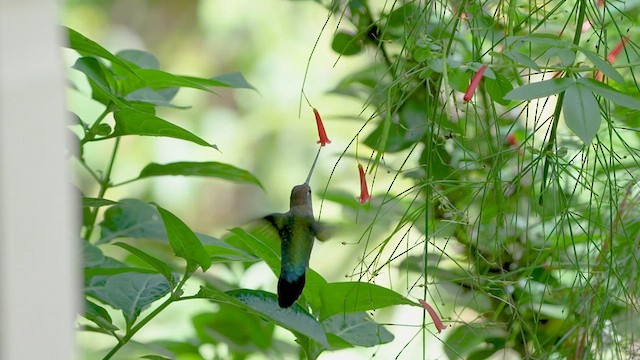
[128,69,217,94]
[153,203,212,272]
[107,276,171,321]
[84,299,118,332]
[502,50,540,71]
[192,305,274,351]
[117,49,160,70]
[99,199,166,243]
[71,57,126,106]
[124,88,186,109]
[578,78,640,110]
[111,108,217,149]
[319,282,418,320]
[113,242,175,285]
[580,49,625,85]
[197,287,330,348]
[444,324,504,359]
[322,312,394,347]
[140,356,171,360]
[99,200,251,261]
[85,267,159,277]
[228,227,281,271]
[332,31,363,56]
[210,72,256,90]
[202,239,259,263]
[138,162,263,188]
[562,83,601,144]
[64,27,136,74]
[83,241,105,268]
[504,78,574,101]
[485,72,514,106]
[505,34,567,48]
[88,272,172,327]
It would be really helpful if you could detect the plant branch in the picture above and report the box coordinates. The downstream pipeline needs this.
[82,137,121,240]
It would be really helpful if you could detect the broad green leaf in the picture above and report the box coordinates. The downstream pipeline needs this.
[84,299,118,332]
[228,227,280,271]
[485,72,513,106]
[111,108,217,149]
[88,272,172,327]
[200,235,259,263]
[502,50,540,71]
[128,69,217,94]
[545,47,576,67]
[192,305,274,351]
[319,282,418,320]
[332,31,362,56]
[99,199,166,243]
[578,78,640,110]
[197,287,330,348]
[444,324,505,359]
[117,49,160,70]
[580,49,625,85]
[296,336,329,360]
[153,203,212,272]
[85,267,158,277]
[562,83,601,144]
[448,68,472,92]
[322,312,394,347]
[138,162,263,188]
[210,72,256,90]
[83,241,105,268]
[71,57,126,106]
[146,341,203,358]
[505,34,567,48]
[64,27,136,74]
[113,242,175,285]
[82,197,117,208]
[125,88,187,109]
[504,78,574,101]
[99,200,252,262]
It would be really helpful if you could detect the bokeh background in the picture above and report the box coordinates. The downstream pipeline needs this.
[66,0,443,358]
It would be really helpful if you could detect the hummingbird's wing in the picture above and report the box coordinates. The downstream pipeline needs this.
[311,221,333,242]
[263,213,289,242]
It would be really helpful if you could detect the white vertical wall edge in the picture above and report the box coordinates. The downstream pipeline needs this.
[0,1,77,359]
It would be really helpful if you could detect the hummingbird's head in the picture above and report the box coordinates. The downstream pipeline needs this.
[290,183,312,207]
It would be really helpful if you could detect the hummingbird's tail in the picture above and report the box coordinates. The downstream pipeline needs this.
[277,273,306,308]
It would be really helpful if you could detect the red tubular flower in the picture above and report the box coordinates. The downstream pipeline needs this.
[313,108,331,146]
[419,299,446,333]
[357,164,371,204]
[506,133,517,147]
[607,37,629,63]
[418,299,447,334]
[463,65,488,102]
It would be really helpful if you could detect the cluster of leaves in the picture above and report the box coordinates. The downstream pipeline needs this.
[71,27,423,359]
[315,0,640,358]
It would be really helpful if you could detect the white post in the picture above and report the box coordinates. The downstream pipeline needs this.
[0,1,77,359]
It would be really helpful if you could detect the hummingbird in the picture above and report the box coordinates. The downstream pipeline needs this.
[263,148,328,308]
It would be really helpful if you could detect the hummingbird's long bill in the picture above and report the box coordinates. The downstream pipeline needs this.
[305,146,322,184]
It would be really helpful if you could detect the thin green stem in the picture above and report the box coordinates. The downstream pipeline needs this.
[101,295,175,360]
[82,137,121,240]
